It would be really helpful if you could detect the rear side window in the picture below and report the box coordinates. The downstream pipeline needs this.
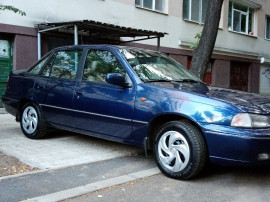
[41,50,83,80]
[28,56,50,75]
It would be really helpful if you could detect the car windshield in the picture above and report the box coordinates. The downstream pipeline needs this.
[120,48,201,83]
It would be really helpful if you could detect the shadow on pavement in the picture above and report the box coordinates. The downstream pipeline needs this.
[195,163,270,183]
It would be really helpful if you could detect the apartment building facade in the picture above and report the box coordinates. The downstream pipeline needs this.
[0,0,270,106]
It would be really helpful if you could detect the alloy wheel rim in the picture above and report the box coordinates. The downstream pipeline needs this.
[22,106,38,134]
[158,131,190,172]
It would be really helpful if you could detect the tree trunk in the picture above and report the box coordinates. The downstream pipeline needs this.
[189,0,224,80]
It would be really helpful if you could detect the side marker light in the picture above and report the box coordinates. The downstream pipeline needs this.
[141,98,147,102]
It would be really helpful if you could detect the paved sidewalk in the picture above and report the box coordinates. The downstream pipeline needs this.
[0,154,157,202]
[0,112,160,202]
[0,114,142,169]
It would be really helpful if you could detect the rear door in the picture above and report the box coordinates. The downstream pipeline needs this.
[72,48,136,141]
[34,49,83,127]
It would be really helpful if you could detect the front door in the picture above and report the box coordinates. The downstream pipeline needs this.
[72,48,136,141]
[0,39,12,107]
[230,61,249,92]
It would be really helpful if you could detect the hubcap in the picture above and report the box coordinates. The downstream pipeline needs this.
[158,131,190,172]
[22,106,38,134]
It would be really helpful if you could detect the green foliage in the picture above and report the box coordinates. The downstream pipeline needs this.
[0,4,26,16]
[190,32,202,49]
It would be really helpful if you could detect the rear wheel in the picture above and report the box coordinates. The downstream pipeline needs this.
[20,102,47,139]
[154,120,207,180]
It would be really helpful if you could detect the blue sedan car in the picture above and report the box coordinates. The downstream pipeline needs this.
[2,45,270,180]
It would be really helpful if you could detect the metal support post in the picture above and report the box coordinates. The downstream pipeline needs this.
[74,25,78,45]
[37,32,41,60]
[157,37,160,52]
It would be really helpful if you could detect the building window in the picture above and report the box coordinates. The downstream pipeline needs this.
[183,0,208,24]
[228,1,254,35]
[135,0,165,13]
[266,16,270,39]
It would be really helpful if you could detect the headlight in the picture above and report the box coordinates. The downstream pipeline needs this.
[231,113,270,128]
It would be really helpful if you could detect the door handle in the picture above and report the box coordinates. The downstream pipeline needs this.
[36,85,45,90]
[75,91,84,96]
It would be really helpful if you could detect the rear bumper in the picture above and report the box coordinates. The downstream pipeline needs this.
[2,96,18,117]
[200,123,270,166]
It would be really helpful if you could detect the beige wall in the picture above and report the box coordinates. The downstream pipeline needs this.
[168,0,182,18]
[256,0,270,38]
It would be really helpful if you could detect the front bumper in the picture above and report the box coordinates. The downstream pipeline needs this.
[200,123,270,166]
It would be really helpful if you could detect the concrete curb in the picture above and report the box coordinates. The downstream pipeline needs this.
[21,168,161,202]
[0,155,142,182]
[0,160,105,182]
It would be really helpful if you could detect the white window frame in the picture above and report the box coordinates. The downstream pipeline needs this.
[135,0,167,14]
[183,0,207,24]
[229,1,254,35]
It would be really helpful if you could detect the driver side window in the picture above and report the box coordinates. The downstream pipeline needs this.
[83,50,126,83]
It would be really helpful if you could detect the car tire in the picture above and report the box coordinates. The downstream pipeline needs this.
[154,120,207,180]
[20,102,47,139]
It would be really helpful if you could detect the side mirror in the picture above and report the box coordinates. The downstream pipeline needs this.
[106,73,132,88]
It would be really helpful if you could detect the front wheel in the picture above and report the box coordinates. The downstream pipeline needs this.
[154,120,207,180]
[20,102,47,139]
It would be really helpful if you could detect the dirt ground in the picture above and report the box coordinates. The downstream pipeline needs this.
[0,109,38,177]
[0,151,38,177]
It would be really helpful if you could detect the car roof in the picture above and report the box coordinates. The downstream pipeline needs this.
[51,44,156,53]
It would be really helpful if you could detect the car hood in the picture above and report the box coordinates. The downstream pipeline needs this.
[207,87,270,113]
[147,82,270,114]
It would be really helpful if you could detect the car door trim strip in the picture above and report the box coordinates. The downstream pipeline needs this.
[40,104,148,125]
[2,96,18,102]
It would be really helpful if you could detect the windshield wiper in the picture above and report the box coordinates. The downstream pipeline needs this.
[174,79,201,83]
[145,79,202,84]
[145,79,172,83]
